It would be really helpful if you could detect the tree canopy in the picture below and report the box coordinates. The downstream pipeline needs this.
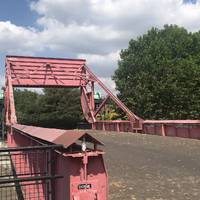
[113,25,200,120]
[14,88,83,129]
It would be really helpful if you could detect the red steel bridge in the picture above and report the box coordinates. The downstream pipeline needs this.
[4,55,143,133]
[1,55,200,200]
[2,55,112,200]
[3,55,200,139]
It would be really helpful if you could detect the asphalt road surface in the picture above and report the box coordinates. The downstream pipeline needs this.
[90,131,200,200]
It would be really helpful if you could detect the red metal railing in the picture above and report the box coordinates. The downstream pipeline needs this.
[93,120,142,133]
[143,120,200,139]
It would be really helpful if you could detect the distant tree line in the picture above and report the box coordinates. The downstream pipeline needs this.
[14,88,83,129]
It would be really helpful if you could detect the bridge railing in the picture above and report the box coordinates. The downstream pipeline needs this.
[143,120,200,139]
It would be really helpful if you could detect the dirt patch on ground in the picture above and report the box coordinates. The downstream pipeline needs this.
[89,131,200,200]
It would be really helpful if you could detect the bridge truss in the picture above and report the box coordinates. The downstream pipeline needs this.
[4,55,143,132]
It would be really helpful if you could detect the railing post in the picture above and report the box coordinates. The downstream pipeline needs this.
[92,122,96,130]
[161,124,166,136]
[116,122,120,132]
[102,122,105,131]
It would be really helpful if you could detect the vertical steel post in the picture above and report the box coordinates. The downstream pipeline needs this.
[161,124,166,136]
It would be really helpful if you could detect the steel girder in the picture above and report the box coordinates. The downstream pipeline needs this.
[4,55,143,130]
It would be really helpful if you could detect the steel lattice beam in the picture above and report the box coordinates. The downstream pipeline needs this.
[4,55,143,130]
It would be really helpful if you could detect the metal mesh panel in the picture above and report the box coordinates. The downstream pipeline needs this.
[0,181,50,200]
[0,145,62,200]
[0,150,48,178]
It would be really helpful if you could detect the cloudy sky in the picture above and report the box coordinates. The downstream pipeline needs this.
[0,0,200,91]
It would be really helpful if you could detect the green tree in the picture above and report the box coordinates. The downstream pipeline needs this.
[14,88,82,129]
[14,89,41,125]
[38,88,82,129]
[113,25,200,119]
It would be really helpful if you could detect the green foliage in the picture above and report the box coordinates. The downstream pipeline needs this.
[113,25,200,119]
[14,88,82,129]
[14,89,41,125]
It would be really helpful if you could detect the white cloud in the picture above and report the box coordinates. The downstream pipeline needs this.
[0,21,44,55]
[78,51,120,77]
[31,0,200,33]
[1,0,200,90]
[99,77,117,95]
[38,20,124,55]
[29,0,200,70]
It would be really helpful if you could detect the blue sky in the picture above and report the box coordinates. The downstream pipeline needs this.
[0,0,38,27]
[0,0,37,82]
[1,0,200,91]
[184,0,197,3]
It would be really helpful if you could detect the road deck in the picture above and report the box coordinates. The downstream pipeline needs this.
[90,131,200,200]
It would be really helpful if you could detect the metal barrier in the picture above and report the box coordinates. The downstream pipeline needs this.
[143,120,200,139]
[0,145,62,200]
[94,120,142,133]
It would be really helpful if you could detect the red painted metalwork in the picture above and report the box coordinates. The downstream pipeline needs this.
[4,55,110,199]
[4,54,200,140]
[12,124,103,147]
[5,55,143,132]
[0,144,62,200]
[9,124,108,200]
[7,56,86,87]
[143,120,200,139]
